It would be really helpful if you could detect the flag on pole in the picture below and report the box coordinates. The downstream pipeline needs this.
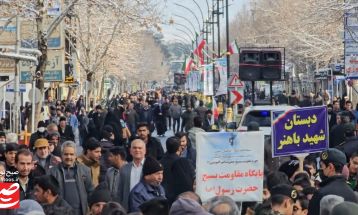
[194,33,206,65]
[211,96,219,124]
[228,40,239,55]
[184,54,194,75]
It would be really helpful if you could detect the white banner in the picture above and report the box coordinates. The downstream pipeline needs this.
[196,132,265,202]
[204,64,214,95]
[215,58,228,96]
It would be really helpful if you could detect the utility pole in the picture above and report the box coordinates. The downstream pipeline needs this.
[14,16,20,134]
[217,0,221,58]
[212,0,216,95]
[226,0,230,106]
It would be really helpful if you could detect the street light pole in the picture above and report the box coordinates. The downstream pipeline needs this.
[216,0,222,58]
[14,15,20,134]
[173,22,196,38]
[175,28,194,43]
[226,0,230,106]
[173,14,198,35]
[174,3,202,32]
[190,0,205,29]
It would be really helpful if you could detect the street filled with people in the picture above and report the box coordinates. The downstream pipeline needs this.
[0,90,358,215]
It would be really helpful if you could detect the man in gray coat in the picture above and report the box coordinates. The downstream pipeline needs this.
[118,139,146,211]
[104,147,127,202]
[49,141,94,215]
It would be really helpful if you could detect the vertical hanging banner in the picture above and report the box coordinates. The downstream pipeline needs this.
[204,64,214,95]
[196,132,265,202]
[215,58,228,96]
[345,4,358,79]
[272,106,328,157]
[187,71,193,91]
[191,71,200,92]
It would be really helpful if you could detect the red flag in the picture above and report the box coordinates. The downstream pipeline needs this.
[194,34,206,65]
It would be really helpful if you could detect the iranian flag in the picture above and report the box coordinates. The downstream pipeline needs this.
[228,40,239,55]
[184,55,194,75]
[211,96,219,124]
[194,33,206,65]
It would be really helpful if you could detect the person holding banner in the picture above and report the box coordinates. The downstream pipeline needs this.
[308,148,357,215]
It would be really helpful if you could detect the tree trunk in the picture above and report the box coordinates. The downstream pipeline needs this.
[35,0,47,127]
[99,74,105,100]
[67,87,74,103]
[86,72,93,110]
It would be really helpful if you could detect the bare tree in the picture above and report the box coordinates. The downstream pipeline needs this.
[66,0,161,108]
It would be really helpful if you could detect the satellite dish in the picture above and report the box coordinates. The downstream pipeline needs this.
[28,88,42,104]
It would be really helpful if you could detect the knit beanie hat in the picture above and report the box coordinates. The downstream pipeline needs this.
[88,189,112,207]
[143,156,163,176]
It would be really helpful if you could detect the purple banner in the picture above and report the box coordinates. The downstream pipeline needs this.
[272,106,328,157]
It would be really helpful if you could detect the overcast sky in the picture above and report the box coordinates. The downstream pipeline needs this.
[161,0,247,42]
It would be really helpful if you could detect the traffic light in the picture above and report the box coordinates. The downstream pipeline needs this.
[239,50,282,81]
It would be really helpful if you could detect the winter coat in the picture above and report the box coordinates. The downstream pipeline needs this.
[32,153,60,177]
[42,196,74,215]
[77,154,101,187]
[170,158,196,203]
[146,137,164,161]
[160,153,180,204]
[58,125,75,142]
[336,136,358,162]
[169,104,182,119]
[308,175,358,215]
[104,167,121,202]
[49,162,94,215]
[330,123,348,148]
[181,110,197,132]
[128,180,166,213]
[138,106,154,125]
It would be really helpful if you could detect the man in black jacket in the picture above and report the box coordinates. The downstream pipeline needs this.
[160,137,181,204]
[134,122,164,161]
[308,148,358,215]
[58,116,74,142]
[15,149,35,200]
[336,123,358,160]
[33,175,73,214]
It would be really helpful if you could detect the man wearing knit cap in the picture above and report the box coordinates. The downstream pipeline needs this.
[308,148,358,215]
[88,188,112,215]
[128,156,166,213]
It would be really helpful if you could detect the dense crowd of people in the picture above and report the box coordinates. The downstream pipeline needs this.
[0,89,358,215]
